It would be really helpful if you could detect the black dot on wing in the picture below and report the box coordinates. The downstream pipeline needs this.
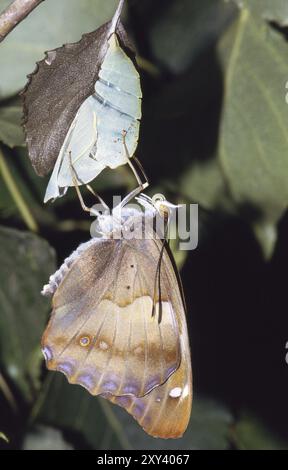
[126,286,131,290]
[130,265,134,268]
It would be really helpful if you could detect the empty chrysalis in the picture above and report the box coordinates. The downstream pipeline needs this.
[23,0,144,202]
[45,31,142,202]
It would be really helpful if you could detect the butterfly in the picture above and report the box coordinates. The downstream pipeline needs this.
[41,197,192,438]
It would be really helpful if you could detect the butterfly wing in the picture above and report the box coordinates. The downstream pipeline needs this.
[105,239,192,438]
[106,335,191,439]
[42,237,181,398]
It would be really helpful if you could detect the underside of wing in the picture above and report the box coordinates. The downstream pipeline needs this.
[103,240,192,439]
[42,238,182,399]
[104,331,192,439]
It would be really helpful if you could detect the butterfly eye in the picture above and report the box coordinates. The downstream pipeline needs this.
[79,336,91,347]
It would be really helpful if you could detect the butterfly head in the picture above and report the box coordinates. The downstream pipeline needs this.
[137,193,180,219]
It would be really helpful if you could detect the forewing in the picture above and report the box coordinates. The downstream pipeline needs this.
[42,238,181,397]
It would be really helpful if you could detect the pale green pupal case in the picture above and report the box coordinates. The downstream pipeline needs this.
[44,33,142,203]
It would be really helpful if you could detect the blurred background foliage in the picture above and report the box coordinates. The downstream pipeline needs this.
[0,0,288,450]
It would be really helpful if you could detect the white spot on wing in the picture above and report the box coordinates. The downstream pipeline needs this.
[99,340,109,350]
[169,387,182,398]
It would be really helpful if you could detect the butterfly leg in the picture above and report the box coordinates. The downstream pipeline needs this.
[130,154,149,188]
[68,152,101,217]
[119,131,149,208]
[85,184,109,211]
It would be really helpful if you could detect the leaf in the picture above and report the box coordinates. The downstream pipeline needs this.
[22,426,73,450]
[229,0,288,26]
[232,413,288,450]
[23,0,134,178]
[33,374,132,450]
[252,219,278,261]
[148,0,236,73]
[217,10,288,257]
[0,0,122,99]
[43,27,142,203]
[0,432,9,443]
[34,374,233,450]
[180,159,235,213]
[0,226,56,400]
[0,147,52,221]
[169,236,188,271]
[0,146,41,231]
[0,106,25,148]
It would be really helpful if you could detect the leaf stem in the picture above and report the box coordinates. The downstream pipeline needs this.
[0,372,18,413]
[0,146,38,232]
[97,398,133,450]
[0,0,44,42]
[0,432,9,443]
[28,372,54,425]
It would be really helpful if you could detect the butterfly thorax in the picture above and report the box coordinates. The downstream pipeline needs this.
[94,206,155,239]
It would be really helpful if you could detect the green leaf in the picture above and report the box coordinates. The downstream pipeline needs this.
[0,432,9,443]
[148,0,236,73]
[22,426,73,450]
[252,219,278,261]
[180,159,235,213]
[0,106,25,148]
[232,413,288,450]
[0,147,40,231]
[34,373,233,450]
[0,146,51,220]
[0,0,122,99]
[180,160,278,260]
[33,374,133,450]
[217,10,288,257]
[0,226,56,400]
[169,236,188,271]
[230,0,288,25]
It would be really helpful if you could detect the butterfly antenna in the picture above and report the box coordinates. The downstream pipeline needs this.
[152,215,170,324]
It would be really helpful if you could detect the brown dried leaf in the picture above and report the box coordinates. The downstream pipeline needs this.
[22,0,135,177]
